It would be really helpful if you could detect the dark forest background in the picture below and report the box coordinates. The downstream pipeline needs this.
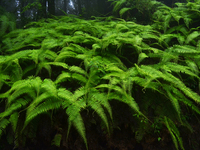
[0,0,188,28]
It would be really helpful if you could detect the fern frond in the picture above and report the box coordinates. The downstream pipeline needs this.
[0,118,10,138]
[164,116,185,150]
[162,62,199,79]
[88,93,110,134]
[52,133,62,147]
[119,8,131,18]
[172,45,200,54]
[185,31,200,44]
[25,99,62,126]
[9,112,18,132]
[55,72,71,84]
[66,97,87,149]
[71,73,87,84]
[0,98,28,118]
[110,0,127,13]
[69,66,87,76]
[68,113,88,150]
[166,90,181,121]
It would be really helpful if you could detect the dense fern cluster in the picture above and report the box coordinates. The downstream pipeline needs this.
[1,1,200,149]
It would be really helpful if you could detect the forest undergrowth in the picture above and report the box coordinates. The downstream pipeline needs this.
[1,0,200,150]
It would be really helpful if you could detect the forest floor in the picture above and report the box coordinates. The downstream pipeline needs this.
[2,119,200,150]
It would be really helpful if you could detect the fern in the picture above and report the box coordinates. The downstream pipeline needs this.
[164,116,185,150]
[0,118,10,138]
[1,10,200,149]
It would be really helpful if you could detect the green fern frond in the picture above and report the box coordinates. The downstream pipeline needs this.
[52,133,62,147]
[55,72,71,84]
[119,8,131,18]
[185,60,199,75]
[25,99,62,126]
[66,95,87,149]
[164,15,172,33]
[185,31,200,44]
[47,62,69,70]
[166,90,181,121]
[71,73,87,84]
[88,93,110,134]
[0,73,10,90]
[162,62,199,79]
[68,113,88,150]
[0,118,10,138]
[109,0,127,13]
[0,98,28,118]
[172,45,200,54]
[69,66,87,76]
[57,88,73,107]
[41,79,58,97]
[55,50,77,62]
[9,112,18,132]
[171,86,200,115]
[164,116,185,150]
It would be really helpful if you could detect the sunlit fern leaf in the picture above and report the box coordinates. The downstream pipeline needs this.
[137,53,149,65]
[171,86,200,115]
[88,96,110,134]
[71,73,87,84]
[26,93,50,116]
[162,62,199,79]
[41,38,59,50]
[36,62,51,77]
[165,72,200,104]
[40,50,58,61]
[164,15,172,33]
[177,33,185,45]
[183,17,191,29]
[0,118,10,138]
[47,62,69,70]
[55,72,71,84]
[9,112,18,133]
[92,43,102,51]
[185,60,199,75]
[119,7,131,18]
[6,77,43,104]
[55,50,77,62]
[135,64,200,104]
[0,73,10,90]
[171,12,182,24]
[83,33,101,44]
[8,87,34,105]
[185,31,200,44]
[164,116,185,150]
[172,45,200,54]
[69,66,87,76]
[116,24,129,32]
[70,44,88,53]
[69,113,88,150]
[41,79,58,97]
[110,0,128,12]
[2,50,32,64]
[25,99,62,127]
[73,87,86,101]
[179,26,189,36]
[66,98,87,150]
[0,98,28,118]
[57,88,73,108]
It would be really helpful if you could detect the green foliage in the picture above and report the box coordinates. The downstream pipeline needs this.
[0,3,200,149]
[109,0,163,22]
